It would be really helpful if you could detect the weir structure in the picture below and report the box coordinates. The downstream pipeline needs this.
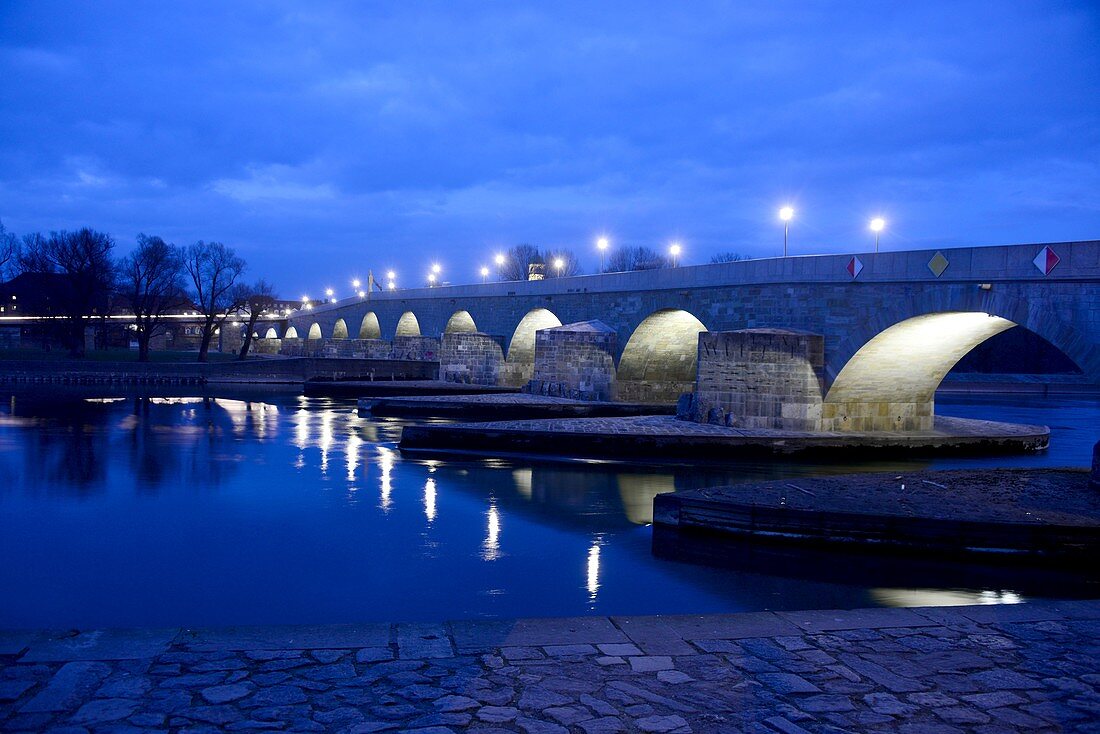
[284,241,1100,432]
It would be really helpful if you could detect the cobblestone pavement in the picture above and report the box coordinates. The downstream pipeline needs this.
[2,601,1099,733]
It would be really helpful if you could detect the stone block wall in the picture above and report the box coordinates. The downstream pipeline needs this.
[681,329,826,430]
[440,332,506,385]
[525,321,617,401]
[392,336,441,362]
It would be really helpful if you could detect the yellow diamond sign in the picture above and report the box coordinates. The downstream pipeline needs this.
[927,251,949,277]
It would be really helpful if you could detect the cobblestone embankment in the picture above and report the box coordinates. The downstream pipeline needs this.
[2,601,1099,732]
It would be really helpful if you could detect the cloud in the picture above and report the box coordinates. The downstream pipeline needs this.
[210,165,337,203]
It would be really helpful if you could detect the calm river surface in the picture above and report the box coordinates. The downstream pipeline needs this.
[1,389,1097,629]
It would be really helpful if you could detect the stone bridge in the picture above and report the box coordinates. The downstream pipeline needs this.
[284,241,1100,430]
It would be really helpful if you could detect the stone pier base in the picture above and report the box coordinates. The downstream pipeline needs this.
[525,320,617,401]
[392,336,441,362]
[439,332,506,385]
[681,329,825,429]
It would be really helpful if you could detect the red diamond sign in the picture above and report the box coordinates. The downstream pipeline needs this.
[846,256,863,278]
[1032,246,1060,275]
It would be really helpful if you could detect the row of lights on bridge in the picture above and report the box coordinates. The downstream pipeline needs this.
[299,209,887,306]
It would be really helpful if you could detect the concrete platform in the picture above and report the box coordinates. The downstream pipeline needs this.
[2,600,1100,732]
[303,379,519,398]
[398,414,1050,461]
[654,469,1100,561]
[359,392,675,419]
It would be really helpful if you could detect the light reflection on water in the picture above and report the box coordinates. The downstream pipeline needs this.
[0,389,1096,629]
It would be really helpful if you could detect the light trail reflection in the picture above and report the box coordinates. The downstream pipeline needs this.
[377,447,394,512]
[482,503,501,560]
[424,477,437,523]
[586,539,602,602]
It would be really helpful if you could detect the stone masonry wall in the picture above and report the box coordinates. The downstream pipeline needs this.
[525,322,617,401]
[681,329,826,429]
[439,332,506,385]
[392,335,441,362]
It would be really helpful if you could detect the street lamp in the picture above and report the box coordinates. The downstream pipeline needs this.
[869,217,886,253]
[352,279,360,289]
[596,236,609,272]
[431,263,442,274]
[428,273,437,286]
[553,257,565,275]
[480,266,490,282]
[325,288,334,301]
[668,242,682,267]
[386,270,396,281]
[387,280,395,290]
[779,206,794,257]
[358,290,366,298]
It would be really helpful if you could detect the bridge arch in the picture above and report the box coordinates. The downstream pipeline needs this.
[823,288,1096,430]
[307,323,322,340]
[332,318,349,339]
[284,326,298,339]
[445,310,477,334]
[359,312,381,339]
[617,309,707,402]
[395,311,421,337]
[505,308,562,385]
[264,327,279,339]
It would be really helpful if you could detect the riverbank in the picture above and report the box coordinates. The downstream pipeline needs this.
[0,356,436,386]
[1,600,1097,732]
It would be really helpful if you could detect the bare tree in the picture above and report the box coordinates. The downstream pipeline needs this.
[118,234,185,362]
[498,244,543,281]
[710,251,747,263]
[0,219,17,280]
[236,279,277,360]
[543,248,582,278]
[182,241,246,362]
[17,232,53,274]
[604,245,664,272]
[43,228,117,356]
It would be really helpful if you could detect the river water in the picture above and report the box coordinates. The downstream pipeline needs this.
[0,389,1096,629]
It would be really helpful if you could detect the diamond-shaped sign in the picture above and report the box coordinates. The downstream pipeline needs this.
[846,256,863,278]
[1032,246,1060,275]
[927,251,949,277]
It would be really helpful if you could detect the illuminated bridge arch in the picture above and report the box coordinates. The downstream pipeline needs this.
[617,309,707,402]
[505,308,562,385]
[395,311,421,337]
[264,327,279,339]
[307,323,322,340]
[823,290,1095,431]
[332,318,349,339]
[445,310,477,334]
[284,326,298,339]
[359,312,381,339]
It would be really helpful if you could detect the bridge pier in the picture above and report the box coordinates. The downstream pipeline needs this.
[439,332,506,385]
[525,320,617,401]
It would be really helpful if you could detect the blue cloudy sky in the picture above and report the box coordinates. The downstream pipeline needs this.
[1,1,1098,293]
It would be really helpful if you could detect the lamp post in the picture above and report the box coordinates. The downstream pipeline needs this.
[351,279,360,289]
[870,217,886,253]
[553,257,565,276]
[596,236,609,273]
[668,242,682,267]
[480,266,490,282]
[427,273,436,287]
[779,206,794,257]
[324,287,334,302]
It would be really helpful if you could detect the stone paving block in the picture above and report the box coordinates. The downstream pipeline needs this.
[777,607,936,633]
[397,623,453,659]
[450,617,627,653]
[612,612,800,655]
[20,628,177,662]
[18,661,111,712]
[178,623,391,651]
